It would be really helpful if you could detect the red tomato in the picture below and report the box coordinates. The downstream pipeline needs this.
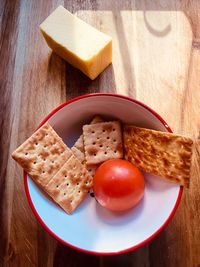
[93,159,145,211]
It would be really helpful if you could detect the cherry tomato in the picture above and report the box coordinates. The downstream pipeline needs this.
[93,159,145,211]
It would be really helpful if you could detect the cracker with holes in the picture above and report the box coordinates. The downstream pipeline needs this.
[46,154,93,214]
[83,121,123,165]
[71,115,104,175]
[12,122,73,189]
[123,125,193,187]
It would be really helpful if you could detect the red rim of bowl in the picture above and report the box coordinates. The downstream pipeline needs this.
[24,93,183,256]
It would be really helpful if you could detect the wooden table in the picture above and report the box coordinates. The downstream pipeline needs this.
[1,0,200,266]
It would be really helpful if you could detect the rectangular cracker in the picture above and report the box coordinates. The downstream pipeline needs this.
[71,115,104,175]
[12,122,73,189]
[45,154,93,214]
[83,121,123,165]
[123,125,193,187]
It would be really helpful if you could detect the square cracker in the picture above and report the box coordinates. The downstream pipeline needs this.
[45,154,93,214]
[71,115,104,175]
[123,125,193,187]
[12,122,73,189]
[83,121,123,165]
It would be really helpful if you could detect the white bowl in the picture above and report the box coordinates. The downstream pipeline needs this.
[24,93,182,255]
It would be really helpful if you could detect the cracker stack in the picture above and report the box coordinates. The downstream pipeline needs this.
[12,122,92,214]
[71,115,103,176]
[123,125,193,187]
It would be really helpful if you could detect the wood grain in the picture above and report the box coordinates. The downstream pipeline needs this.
[0,0,200,266]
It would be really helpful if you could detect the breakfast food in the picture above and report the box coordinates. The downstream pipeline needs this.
[71,115,103,176]
[12,122,73,189]
[93,159,145,211]
[40,5,112,80]
[46,155,92,214]
[123,125,193,187]
[83,121,123,165]
[12,122,92,214]
[12,116,194,215]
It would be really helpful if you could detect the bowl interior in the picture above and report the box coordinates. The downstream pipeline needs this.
[26,95,180,254]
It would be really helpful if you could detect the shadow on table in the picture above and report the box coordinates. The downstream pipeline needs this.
[60,0,200,101]
[65,60,117,98]
[53,241,150,267]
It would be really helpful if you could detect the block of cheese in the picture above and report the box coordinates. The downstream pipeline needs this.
[40,5,112,80]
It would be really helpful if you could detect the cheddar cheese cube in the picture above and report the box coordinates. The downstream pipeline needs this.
[40,6,112,80]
